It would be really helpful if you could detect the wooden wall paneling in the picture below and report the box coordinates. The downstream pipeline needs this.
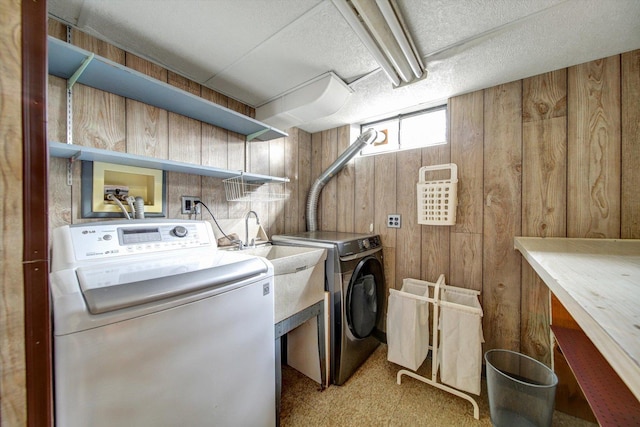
[395,148,422,288]
[2,0,26,423]
[228,97,254,118]
[228,132,249,220]
[567,56,621,239]
[269,137,286,236]
[167,72,202,219]
[449,91,483,290]
[521,70,567,364]
[374,152,397,331]
[420,143,451,283]
[320,129,338,231]
[450,91,484,235]
[248,140,271,235]
[284,129,300,234]
[449,233,482,291]
[47,76,71,230]
[354,154,375,234]
[48,18,66,40]
[200,87,229,220]
[72,31,126,152]
[297,130,312,233]
[310,131,323,229]
[46,75,66,143]
[125,53,168,159]
[336,125,355,233]
[621,50,640,238]
[522,71,567,238]
[482,82,523,353]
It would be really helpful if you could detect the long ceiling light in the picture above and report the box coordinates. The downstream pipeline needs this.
[332,0,426,87]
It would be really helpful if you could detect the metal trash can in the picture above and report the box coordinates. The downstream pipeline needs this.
[485,349,558,427]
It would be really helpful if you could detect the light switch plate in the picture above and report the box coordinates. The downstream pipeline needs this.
[387,214,401,228]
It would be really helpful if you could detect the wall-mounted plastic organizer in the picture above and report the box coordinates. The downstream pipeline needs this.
[417,163,458,226]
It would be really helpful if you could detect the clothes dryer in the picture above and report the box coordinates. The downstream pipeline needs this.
[272,231,385,385]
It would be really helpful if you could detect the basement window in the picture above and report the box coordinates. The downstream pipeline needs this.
[359,105,447,156]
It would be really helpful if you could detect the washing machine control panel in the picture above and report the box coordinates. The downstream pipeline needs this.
[67,221,213,261]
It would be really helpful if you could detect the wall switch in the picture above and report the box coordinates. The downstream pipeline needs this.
[387,214,401,228]
[181,196,201,214]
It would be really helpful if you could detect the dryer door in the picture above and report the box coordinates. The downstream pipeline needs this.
[345,255,384,339]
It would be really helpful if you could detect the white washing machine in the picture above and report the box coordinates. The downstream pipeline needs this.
[272,231,385,385]
[50,220,276,427]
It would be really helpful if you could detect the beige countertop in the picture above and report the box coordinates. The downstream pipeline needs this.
[515,237,640,401]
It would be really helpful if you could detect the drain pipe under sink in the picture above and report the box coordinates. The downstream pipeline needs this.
[306,128,378,231]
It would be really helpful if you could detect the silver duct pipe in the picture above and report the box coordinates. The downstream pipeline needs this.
[306,128,378,231]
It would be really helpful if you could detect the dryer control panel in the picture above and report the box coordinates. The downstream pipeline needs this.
[337,235,381,257]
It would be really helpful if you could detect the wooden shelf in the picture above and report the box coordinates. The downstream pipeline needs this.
[49,141,289,184]
[514,237,640,401]
[48,36,287,142]
[552,326,640,426]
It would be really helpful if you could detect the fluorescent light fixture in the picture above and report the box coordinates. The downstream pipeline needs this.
[332,0,426,87]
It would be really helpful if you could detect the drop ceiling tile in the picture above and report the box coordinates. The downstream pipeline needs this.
[205,1,378,106]
[53,0,323,83]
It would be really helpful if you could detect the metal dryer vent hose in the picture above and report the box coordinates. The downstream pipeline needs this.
[306,128,377,231]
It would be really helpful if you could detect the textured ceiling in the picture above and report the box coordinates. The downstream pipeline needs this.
[48,0,640,133]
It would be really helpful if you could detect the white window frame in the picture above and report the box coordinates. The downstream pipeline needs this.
[359,105,447,156]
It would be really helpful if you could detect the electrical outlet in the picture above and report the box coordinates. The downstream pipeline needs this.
[387,214,401,228]
[181,196,201,214]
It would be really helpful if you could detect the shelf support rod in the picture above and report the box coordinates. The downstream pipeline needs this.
[65,25,74,189]
[67,53,95,90]
[67,152,80,186]
[246,128,270,142]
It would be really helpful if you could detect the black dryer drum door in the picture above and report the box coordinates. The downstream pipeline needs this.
[345,255,384,339]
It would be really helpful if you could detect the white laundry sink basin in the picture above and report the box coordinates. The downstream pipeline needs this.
[241,245,327,323]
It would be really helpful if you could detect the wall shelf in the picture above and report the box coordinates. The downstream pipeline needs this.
[49,141,289,183]
[48,36,287,142]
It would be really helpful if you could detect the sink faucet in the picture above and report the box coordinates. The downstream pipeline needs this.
[244,210,260,248]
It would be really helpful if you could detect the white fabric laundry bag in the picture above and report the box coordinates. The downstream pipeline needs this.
[386,279,431,371]
[439,288,484,395]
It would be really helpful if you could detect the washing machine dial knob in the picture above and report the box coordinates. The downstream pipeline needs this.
[362,239,370,249]
[173,226,188,238]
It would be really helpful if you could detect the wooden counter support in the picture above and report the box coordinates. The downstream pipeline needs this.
[515,237,640,424]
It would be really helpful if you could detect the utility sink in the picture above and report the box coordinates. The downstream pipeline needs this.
[241,245,327,323]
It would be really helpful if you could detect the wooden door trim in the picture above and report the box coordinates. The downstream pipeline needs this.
[22,0,53,425]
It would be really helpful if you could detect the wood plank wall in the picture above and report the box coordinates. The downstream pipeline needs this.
[312,50,640,364]
[47,20,310,239]
[1,0,27,425]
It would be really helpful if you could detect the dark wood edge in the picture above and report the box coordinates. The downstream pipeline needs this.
[22,0,53,425]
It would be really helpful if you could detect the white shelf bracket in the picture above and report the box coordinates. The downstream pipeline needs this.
[67,53,95,90]
[246,128,270,142]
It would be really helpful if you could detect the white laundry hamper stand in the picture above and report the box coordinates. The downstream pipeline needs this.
[387,274,483,420]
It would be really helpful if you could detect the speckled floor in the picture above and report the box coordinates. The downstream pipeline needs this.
[280,344,597,427]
